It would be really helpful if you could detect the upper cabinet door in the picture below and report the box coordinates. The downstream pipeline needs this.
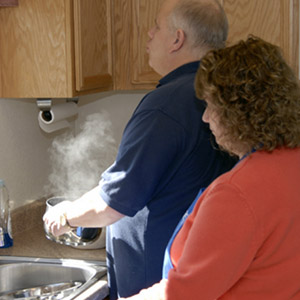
[113,0,162,90]
[0,0,113,98]
[0,0,71,98]
[222,0,299,77]
[130,0,162,86]
[73,0,113,92]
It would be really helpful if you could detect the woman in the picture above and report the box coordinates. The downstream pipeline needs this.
[121,36,300,299]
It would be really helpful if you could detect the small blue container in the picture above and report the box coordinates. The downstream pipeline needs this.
[0,228,13,248]
[0,179,13,248]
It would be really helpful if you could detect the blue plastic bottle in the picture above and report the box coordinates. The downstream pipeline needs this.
[0,179,13,248]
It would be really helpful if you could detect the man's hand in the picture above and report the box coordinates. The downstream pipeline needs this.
[43,200,74,236]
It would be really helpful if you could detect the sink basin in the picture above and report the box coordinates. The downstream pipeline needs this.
[0,256,107,299]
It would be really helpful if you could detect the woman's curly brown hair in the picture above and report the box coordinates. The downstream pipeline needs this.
[195,35,300,154]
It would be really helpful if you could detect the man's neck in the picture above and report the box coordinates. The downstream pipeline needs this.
[161,47,211,76]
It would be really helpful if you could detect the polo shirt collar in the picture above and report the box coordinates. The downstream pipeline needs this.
[157,61,200,88]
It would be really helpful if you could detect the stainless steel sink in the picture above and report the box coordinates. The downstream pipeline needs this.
[0,256,107,299]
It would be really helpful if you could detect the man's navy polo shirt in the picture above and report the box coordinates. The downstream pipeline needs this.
[99,61,235,299]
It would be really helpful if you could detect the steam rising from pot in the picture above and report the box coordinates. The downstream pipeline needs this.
[45,112,117,200]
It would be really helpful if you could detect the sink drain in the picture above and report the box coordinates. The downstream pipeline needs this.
[0,281,83,299]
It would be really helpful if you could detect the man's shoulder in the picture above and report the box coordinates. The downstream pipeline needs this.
[139,71,197,111]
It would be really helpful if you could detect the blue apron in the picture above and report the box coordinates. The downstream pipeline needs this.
[162,150,256,279]
[162,188,206,279]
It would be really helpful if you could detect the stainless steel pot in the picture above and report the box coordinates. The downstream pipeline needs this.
[44,197,106,249]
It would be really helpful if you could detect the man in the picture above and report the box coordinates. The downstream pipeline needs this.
[44,0,235,298]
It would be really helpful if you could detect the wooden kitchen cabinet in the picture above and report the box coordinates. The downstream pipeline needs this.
[113,0,163,90]
[0,0,299,97]
[114,0,299,91]
[0,0,113,98]
[222,0,299,78]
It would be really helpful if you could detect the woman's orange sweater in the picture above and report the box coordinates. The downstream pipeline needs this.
[167,148,300,299]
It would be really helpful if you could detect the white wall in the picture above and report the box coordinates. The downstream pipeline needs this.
[0,99,53,208]
[76,91,144,144]
[0,92,144,209]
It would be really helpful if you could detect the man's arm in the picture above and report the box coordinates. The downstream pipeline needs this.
[43,186,124,236]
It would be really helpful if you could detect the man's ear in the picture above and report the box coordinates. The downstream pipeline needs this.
[170,29,185,52]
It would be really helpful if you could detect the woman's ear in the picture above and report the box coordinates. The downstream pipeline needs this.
[169,28,185,52]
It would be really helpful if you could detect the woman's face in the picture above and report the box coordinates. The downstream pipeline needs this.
[202,98,224,146]
[202,96,246,159]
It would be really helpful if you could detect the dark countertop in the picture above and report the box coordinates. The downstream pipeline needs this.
[0,198,106,261]
[0,198,108,299]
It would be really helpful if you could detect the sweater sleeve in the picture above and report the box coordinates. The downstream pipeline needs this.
[166,183,260,300]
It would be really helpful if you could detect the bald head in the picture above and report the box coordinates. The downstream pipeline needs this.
[147,0,228,75]
[168,0,228,54]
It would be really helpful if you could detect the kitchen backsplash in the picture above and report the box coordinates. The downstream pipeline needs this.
[0,92,144,208]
